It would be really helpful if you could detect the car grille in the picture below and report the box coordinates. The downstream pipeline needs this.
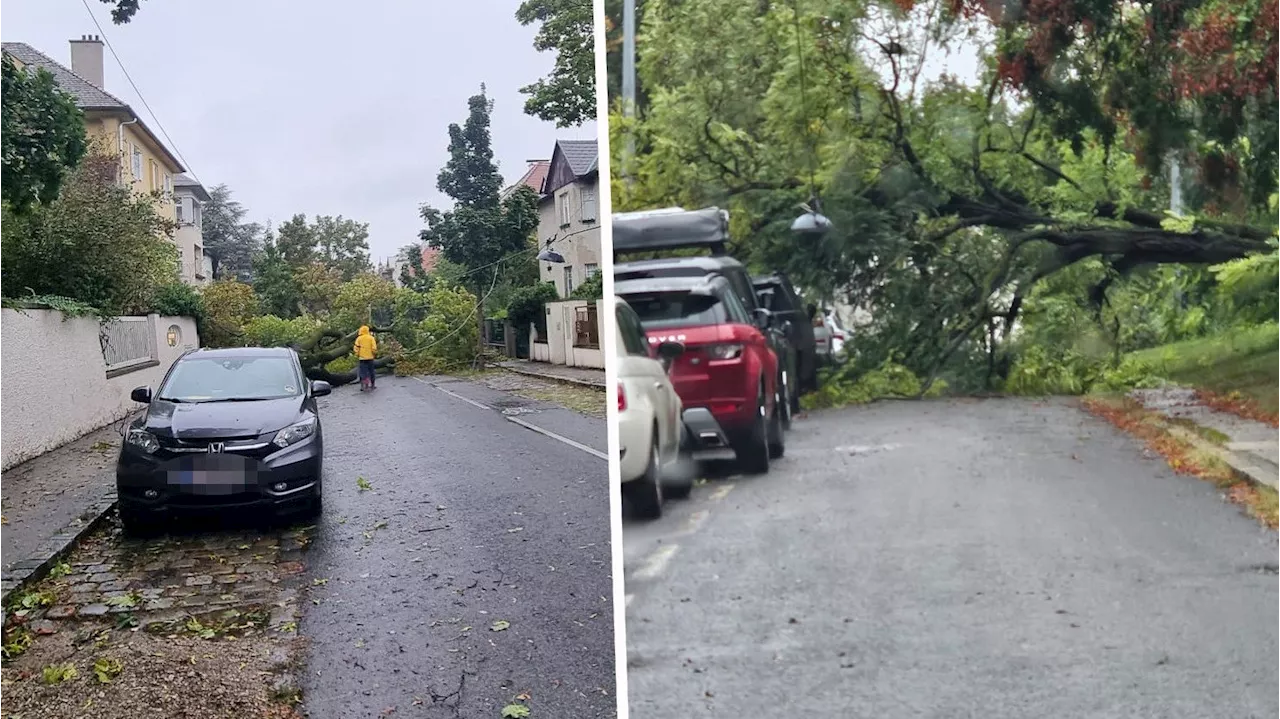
[156,435,277,461]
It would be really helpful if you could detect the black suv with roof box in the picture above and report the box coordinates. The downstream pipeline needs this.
[752,272,819,406]
[613,207,797,426]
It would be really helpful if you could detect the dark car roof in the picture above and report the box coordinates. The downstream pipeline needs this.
[183,347,296,360]
[615,274,726,297]
[615,255,746,275]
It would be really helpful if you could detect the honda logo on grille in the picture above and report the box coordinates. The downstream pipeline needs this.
[207,442,225,454]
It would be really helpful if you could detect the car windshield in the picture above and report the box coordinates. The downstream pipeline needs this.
[624,291,727,330]
[158,356,302,402]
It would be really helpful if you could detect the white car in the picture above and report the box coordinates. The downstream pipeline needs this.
[813,308,847,363]
[614,296,690,519]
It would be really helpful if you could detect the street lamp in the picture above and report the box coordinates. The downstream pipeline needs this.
[790,199,831,236]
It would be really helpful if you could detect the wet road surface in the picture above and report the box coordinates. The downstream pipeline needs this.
[300,374,614,718]
[623,398,1278,718]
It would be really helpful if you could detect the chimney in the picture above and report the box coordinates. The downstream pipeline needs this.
[69,35,105,89]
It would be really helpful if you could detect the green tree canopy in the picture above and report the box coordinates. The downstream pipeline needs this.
[200,184,262,281]
[516,0,597,127]
[1,55,88,213]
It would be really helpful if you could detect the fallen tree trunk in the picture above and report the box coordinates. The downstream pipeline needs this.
[304,356,396,386]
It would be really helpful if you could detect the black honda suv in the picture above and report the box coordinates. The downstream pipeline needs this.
[116,347,330,535]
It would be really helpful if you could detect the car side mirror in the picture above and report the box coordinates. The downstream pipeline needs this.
[130,386,152,403]
[805,303,818,320]
[311,380,332,397]
[752,307,772,330]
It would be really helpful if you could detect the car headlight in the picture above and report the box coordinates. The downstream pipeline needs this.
[126,428,160,454]
[706,343,744,360]
[272,417,317,448]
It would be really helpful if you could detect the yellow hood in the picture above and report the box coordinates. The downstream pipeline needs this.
[358,325,370,336]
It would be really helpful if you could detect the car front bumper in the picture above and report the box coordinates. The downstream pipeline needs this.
[117,437,321,518]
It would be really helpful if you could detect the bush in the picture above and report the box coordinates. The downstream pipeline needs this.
[801,361,945,410]
[507,282,559,336]
[200,280,259,348]
[149,282,204,319]
[569,272,603,300]
[242,315,319,348]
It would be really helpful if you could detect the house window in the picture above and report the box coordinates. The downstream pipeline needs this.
[150,160,161,192]
[584,263,599,279]
[193,202,202,230]
[175,197,185,224]
[581,186,596,222]
[131,144,142,179]
[557,191,570,227]
[563,266,574,296]
[164,173,172,198]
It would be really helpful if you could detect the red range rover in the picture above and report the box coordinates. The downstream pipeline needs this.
[615,274,785,474]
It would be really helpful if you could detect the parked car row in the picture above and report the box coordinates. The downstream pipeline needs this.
[612,206,843,519]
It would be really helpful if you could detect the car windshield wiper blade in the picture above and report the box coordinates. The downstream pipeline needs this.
[156,396,189,403]
[202,397,272,402]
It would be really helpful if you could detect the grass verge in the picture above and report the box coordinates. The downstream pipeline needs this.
[1083,395,1278,529]
[1127,324,1278,421]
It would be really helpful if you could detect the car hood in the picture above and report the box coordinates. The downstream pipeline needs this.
[143,397,308,440]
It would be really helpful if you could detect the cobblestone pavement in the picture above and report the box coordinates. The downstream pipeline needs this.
[1,512,310,719]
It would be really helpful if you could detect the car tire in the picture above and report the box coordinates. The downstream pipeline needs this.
[737,385,771,475]
[304,483,323,519]
[624,435,663,519]
[768,391,787,459]
[118,505,162,538]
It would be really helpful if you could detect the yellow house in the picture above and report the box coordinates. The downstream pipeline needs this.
[2,37,184,225]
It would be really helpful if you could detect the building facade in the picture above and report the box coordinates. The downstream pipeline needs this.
[536,140,600,297]
[3,38,185,226]
[173,174,210,285]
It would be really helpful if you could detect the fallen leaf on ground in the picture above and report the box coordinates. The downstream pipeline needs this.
[490,620,510,632]
[501,705,530,718]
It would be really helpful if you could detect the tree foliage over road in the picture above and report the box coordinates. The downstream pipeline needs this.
[616,0,1277,394]
[517,0,597,127]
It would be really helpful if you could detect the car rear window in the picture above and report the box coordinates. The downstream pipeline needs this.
[623,291,727,330]
[160,356,303,402]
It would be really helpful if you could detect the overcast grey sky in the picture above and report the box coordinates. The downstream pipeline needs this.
[2,0,598,263]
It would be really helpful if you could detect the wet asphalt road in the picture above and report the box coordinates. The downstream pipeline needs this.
[622,398,1278,718]
[300,375,614,719]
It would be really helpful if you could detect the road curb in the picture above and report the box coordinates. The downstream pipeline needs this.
[498,365,606,391]
[1,488,117,608]
[1162,425,1278,492]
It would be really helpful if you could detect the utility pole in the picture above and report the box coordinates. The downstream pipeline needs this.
[622,0,636,188]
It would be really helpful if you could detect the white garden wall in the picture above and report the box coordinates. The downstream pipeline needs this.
[1,309,199,470]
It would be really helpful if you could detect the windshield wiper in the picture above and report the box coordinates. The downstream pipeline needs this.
[156,396,189,403]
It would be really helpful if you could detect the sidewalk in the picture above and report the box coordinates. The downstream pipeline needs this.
[1130,387,1278,489]
[496,359,605,389]
[1,423,122,599]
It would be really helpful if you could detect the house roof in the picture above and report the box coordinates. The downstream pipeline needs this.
[502,159,550,198]
[2,41,126,109]
[557,139,597,178]
[173,173,210,202]
[2,41,185,173]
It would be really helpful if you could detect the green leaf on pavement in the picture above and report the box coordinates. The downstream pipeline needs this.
[490,620,510,632]
[501,705,530,718]
[357,476,373,491]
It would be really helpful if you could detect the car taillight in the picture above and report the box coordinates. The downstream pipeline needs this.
[706,343,744,360]
[617,383,627,412]
[834,333,845,340]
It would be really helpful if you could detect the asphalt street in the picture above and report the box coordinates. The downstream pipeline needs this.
[622,397,1278,719]
[299,374,615,719]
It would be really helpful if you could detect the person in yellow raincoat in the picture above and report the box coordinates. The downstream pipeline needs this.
[354,325,378,390]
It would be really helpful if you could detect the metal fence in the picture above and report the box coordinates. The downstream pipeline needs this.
[573,303,599,349]
[99,316,157,374]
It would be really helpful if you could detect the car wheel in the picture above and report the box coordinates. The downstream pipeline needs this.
[304,483,323,519]
[736,385,771,475]
[623,435,663,519]
[118,505,162,538]
[768,390,787,459]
